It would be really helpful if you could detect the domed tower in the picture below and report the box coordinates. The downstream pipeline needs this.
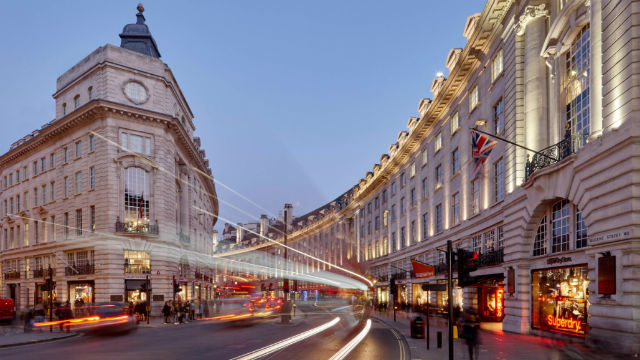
[119,3,161,58]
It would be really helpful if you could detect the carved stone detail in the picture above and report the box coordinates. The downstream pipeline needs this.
[515,4,549,36]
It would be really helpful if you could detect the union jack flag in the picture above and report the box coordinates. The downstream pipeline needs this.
[472,130,498,176]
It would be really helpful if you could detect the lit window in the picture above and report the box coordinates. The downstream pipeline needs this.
[422,212,428,240]
[435,165,442,187]
[565,25,591,150]
[469,85,478,111]
[491,49,503,82]
[471,179,479,216]
[124,167,151,232]
[450,112,459,134]
[552,199,570,253]
[435,132,442,151]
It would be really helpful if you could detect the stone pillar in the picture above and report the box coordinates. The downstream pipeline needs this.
[503,264,531,334]
[589,0,603,137]
[522,9,549,152]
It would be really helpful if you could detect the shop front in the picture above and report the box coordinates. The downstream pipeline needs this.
[375,286,389,310]
[35,282,56,307]
[478,286,504,322]
[125,279,151,304]
[412,283,430,312]
[531,265,589,337]
[68,281,94,307]
[436,279,462,314]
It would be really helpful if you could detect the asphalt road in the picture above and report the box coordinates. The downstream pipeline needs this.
[0,306,407,360]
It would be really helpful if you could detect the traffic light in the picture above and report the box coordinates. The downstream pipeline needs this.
[390,276,397,297]
[457,248,478,287]
[173,278,181,293]
[43,278,53,291]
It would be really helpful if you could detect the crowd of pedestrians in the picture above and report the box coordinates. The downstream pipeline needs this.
[161,299,208,325]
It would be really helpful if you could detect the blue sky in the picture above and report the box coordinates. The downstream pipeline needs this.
[0,1,483,229]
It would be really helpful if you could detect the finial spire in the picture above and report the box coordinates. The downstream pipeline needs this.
[137,3,144,13]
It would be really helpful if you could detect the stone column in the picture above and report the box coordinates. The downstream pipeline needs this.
[503,264,531,334]
[518,5,549,152]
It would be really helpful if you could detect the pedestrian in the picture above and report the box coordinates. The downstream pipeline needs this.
[195,300,201,319]
[23,307,34,333]
[162,301,171,323]
[177,300,184,324]
[461,309,480,360]
[190,300,195,320]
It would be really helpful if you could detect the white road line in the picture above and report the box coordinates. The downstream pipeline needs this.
[331,305,353,312]
[328,319,372,360]
[229,317,340,360]
[389,327,407,360]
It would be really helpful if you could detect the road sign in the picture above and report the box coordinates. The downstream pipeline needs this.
[422,283,446,292]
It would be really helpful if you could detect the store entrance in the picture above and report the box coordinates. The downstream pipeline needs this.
[478,286,505,322]
[68,281,94,307]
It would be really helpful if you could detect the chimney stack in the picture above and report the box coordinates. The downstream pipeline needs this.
[260,215,268,237]
[236,223,243,244]
[284,204,293,226]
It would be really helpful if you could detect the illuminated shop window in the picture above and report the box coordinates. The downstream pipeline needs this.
[124,167,150,232]
[532,199,587,256]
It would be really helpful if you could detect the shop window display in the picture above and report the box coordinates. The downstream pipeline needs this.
[479,286,504,322]
[531,266,589,336]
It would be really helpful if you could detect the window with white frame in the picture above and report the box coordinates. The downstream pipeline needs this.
[471,179,480,216]
[124,167,150,231]
[472,234,482,254]
[435,132,442,152]
[450,112,459,134]
[564,25,591,149]
[552,199,570,253]
[469,85,478,111]
[484,228,496,252]
[422,148,428,165]
[75,172,82,194]
[451,192,460,226]
[410,162,416,177]
[121,132,152,155]
[89,135,95,152]
[532,199,587,256]
[75,141,82,158]
[491,49,503,82]
[494,158,504,202]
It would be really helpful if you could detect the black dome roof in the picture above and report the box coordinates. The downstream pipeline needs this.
[119,5,161,58]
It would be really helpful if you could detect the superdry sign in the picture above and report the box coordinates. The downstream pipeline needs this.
[411,260,435,279]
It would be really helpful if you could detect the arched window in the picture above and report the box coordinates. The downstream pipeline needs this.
[532,199,587,256]
[564,25,590,149]
[124,167,150,232]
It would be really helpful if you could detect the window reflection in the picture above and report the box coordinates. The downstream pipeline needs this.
[124,167,150,232]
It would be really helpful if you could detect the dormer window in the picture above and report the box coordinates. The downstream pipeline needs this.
[88,86,93,100]
[62,103,67,116]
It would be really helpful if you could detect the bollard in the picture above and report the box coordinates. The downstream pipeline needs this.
[437,331,442,348]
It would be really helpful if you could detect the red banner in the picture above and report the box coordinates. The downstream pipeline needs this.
[411,260,435,279]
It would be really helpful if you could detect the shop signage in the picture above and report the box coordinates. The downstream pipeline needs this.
[546,315,582,333]
[598,255,616,295]
[411,260,435,279]
[110,295,123,302]
[421,283,446,291]
[546,256,572,265]
[588,230,630,243]
[496,289,504,317]
[152,294,164,302]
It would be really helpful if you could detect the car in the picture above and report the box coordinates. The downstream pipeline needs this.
[74,303,137,334]
[0,299,15,323]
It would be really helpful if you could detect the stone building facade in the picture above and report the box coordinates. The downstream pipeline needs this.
[0,8,218,314]
[218,0,640,354]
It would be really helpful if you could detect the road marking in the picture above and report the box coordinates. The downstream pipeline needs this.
[328,319,372,360]
[229,317,340,360]
[389,327,408,360]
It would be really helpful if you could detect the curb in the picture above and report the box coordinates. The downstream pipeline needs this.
[372,316,413,360]
[0,333,79,349]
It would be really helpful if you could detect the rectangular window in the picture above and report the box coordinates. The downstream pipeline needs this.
[494,158,504,202]
[450,112,459,134]
[121,132,152,155]
[374,197,380,209]
[64,147,68,163]
[391,204,396,221]
[391,232,397,252]
[400,227,406,249]
[422,212,428,240]
[367,203,372,214]
[391,182,397,195]
[34,188,38,206]
[410,220,416,244]
[88,87,93,100]
[50,216,55,242]
[491,49,503,82]
[74,96,80,109]
[451,192,460,226]
[24,223,28,246]
[382,190,387,203]
[494,99,504,134]
[34,220,39,244]
[90,206,96,233]
[367,221,371,235]
[41,157,46,172]
[64,176,69,197]
[410,188,416,207]
[435,165,442,187]
[42,184,46,204]
[89,135,95,152]
[75,141,82,157]
[42,218,47,243]
[471,179,480,216]
[75,172,82,194]
[9,198,13,214]
[23,166,27,180]
[8,174,12,186]
[16,170,20,183]
[469,85,479,111]
[33,161,38,176]
[50,182,55,201]
[90,167,95,190]
[64,212,69,239]
[422,178,428,198]
[410,163,416,178]
[23,192,28,209]
[383,236,388,255]
[383,210,388,226]
[452,148,459,173]
[16,195,20,212]
[435,204,443,233]
[422,148,428,165]
[75,209,82,236]
[50,153,55,169]
[472,234,482,254]
[400,172,406,187]
[435,132,442,151]
[124,250,151,274]
[400,197,406,215]
[375,216,380,230]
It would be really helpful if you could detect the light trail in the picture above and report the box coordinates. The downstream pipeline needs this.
[230,317,340,360]
[328,319,372,360]
[196,206,374,288]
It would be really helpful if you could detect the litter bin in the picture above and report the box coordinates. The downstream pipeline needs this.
[410,316,425,339]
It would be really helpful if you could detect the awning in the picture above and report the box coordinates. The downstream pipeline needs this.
[125,279,152,291]
[469,273,504,287]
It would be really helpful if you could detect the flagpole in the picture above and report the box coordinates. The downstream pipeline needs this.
[470,127,557,162]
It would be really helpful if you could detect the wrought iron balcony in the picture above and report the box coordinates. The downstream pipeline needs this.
[65,263,95,276]
[477,248,504,268]
[115,220,159,235]
[3,271,20,280]
[179,232,191,244]
[376,274,389,283]
[124,264,151,274]
[525,132,587,182]
[33,268,45,278]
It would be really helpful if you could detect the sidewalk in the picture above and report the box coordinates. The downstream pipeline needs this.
[0,322,77,348]
[372,310,622,360]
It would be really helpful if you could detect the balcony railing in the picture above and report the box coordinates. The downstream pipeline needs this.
[477,248,504,268]
[124,264,151,274]
[33,268,45,278]
[3,271,20,280]
[65,263,95,276]
[525,132,587,182]
[115,220,159,235]
[179,232,191,244]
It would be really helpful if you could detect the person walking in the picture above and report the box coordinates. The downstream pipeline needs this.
[461,309,480,360]
[162,301,171,324]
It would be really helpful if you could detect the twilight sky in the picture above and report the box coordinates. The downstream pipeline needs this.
[0,1,483,230]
